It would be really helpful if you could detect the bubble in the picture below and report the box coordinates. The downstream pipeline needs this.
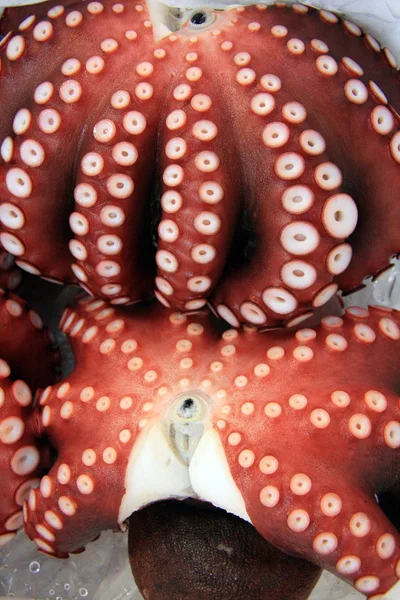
[79,589,88,597]
[29,561,41,574]
[56,596,63,600]
[49,591,55,596]
[64,584,71,591]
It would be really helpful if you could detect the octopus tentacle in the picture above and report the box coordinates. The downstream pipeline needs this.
[0,0,164,285]
[70,86,160,302]
[0,289,58,548]
[0,289,59,387]
[205,4,400,324]
[213,305,400,597]
[0,373,42,550]
[156,61,242,312]
[65,13,175,301]
[23,298,400,597]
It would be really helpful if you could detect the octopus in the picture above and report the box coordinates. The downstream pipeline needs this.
[0,0,399,599]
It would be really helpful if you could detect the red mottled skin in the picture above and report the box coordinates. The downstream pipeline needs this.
[24,298,400,598]
[0,290,58,547]
[0,1,399,326]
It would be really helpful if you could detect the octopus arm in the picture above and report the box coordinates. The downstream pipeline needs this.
[0,290,57,549]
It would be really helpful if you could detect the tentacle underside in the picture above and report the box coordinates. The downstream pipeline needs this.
[0,289,58,388]
[0,0,169,290]
[0,1,399,324]
[0,291,57,548]
[23,298,400,597]
[220,307,400,598]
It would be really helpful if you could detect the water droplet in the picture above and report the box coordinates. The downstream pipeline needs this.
[64,584,70,591]
[79,589,88,597]
[29,561,41,574]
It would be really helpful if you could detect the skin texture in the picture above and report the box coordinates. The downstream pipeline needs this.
[0,288,58,549]
[22,297,400,598]
[0,1,399,327]
[128,499,321,600]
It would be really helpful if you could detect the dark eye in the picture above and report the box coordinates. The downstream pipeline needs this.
[191,12,207,25]
[188,10,216,30]
[177,397,197,419]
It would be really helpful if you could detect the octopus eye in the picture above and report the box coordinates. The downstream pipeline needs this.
[172,392,207,422]
[177,397,196,418]
[188,10,216,30]
[191,12,207,25]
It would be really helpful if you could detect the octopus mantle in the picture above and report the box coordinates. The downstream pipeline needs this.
[22,297,400,599]
[0,0,399,327]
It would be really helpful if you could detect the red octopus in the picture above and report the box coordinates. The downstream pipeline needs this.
[0,1,399,599]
